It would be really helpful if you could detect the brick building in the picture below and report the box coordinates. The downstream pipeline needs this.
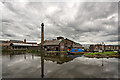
[1,39,38,50]
[0,40,10,49]
[43,37,82,51]
[9,40,23,44]
[89,44,120,52]
[43,39,64,51]
[73,42,82,49]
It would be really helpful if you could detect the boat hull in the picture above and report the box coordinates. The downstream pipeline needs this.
[67,52,84,55]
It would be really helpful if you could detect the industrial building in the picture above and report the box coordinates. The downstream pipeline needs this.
[0,39,39,50]
[43,36,82,51]
[89,44,120,52]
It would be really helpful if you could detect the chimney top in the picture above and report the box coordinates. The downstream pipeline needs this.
[57,36,64,40]
[24,39,26,43]
[41,23,44,27]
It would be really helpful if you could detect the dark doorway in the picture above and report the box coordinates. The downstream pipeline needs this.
[56,47,59,51]
[47,49,50,51]
[68,47,71,49]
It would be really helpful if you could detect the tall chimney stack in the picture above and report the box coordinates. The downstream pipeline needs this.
[40,23,44,78]
[24,39,26,43]
[41,23,44,45]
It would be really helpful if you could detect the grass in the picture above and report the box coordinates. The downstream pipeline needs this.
[85,51,118,56]
[26,50,38,53]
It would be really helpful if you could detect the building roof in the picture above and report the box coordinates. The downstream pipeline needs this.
[73,43,82,47]
[43,40,62,46]
[0,40,9,43]
[65,38,74,42]
[26,42,37,44]
[10,40,23,43]
[11,43,38,46]
[0,43,10,46]
[90,44,119,46]
[57,36,64,40]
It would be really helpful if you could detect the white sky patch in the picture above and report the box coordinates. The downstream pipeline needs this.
[47,6,59,14]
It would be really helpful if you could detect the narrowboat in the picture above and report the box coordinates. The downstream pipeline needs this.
[67,48,84,54]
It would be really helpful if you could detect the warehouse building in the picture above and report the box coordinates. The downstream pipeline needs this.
[43,36,82,51]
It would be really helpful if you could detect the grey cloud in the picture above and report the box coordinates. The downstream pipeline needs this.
[106,40,118,42]
[3,33,13,37]
[0,1,118,44]
[2,19,13,23]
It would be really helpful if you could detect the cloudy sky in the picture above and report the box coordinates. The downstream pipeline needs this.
[0,0,119,44]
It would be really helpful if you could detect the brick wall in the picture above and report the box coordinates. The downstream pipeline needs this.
[60,41,65,51]
[44,45,59,51]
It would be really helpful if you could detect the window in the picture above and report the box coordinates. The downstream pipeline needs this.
[61,46,64,48]
[44,46,47,48]
[52,46,54,48]
[65,42,67,44]
[96,47,98,50]
[117,47,118,50]
[113,46,114,49]
[48,46,49,48]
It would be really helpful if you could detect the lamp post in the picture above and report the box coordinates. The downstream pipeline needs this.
[101,42,105,66]
[102,42,105,53]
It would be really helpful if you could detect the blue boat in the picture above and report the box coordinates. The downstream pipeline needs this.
[67,48,84,54]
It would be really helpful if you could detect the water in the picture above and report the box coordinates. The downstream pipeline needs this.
[1,52,119,78]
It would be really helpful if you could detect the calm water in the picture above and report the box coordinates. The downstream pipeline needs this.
[1,52,120,78]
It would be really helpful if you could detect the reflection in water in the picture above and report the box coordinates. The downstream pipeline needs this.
[40,48,47,78]
[32,54,34,60]
[44,52,81,64]
[7,52,82,78]
[9,54,13,60]
[40,52,82,78]
[24,54,26,59]
[2,51,119,78]
[102,58,103,66]
[41,53,44,78]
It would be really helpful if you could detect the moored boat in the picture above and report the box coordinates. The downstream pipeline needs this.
[67,48,85,54]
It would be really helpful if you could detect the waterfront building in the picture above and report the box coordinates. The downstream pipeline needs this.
[10,43,39,50]
[89,44,120,52]
[43,36,82,51]
[0,39,39,50]
[0,40,10,49]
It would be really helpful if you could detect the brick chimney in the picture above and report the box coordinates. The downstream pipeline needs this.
[41,23,44,45]
[9,40,12,44]
[24,39,26,43]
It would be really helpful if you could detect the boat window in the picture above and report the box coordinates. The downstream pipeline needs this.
[73,49,77,51]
